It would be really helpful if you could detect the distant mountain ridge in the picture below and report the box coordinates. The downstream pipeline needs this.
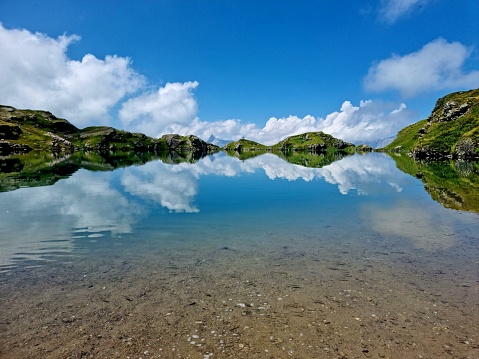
[207,134,232,148]
[367,136,396,149]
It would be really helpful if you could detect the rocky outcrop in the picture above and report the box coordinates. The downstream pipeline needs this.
[46,132,75,153]
[1,106,79,136]
[160,134,219,154]
[433,100,471,122]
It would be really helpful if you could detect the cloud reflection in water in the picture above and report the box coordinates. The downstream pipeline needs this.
[0,152,442,267]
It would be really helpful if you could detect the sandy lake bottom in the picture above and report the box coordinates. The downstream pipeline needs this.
[1,229,478,359]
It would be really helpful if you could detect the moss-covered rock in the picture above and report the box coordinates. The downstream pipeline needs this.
[160,134,218,154]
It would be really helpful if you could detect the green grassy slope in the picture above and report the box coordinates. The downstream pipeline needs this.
[0,106,219,155]
[223,139,268,151]
[224,132,356,153]
[271,132,355,152]
[384,88,479,158]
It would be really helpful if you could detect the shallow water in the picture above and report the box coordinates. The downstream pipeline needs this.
[1,152,478,358]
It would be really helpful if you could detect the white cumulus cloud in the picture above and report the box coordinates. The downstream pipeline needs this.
[0,23,145,126]
[0,23,417,145]
[118,81,199,135]
[364,38,479,97]
[378,0,428,24]
[164,99,411,145]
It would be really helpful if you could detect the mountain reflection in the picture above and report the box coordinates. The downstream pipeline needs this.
[120,152,404,200]
[389,154,479,213]
[1,152,477,268]
[0,153,404,265]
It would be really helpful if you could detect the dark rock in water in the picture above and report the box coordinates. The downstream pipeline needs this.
[0,124,22,139]
[0,157,24,173]
[0,140,32,154]
[410,146,452,160]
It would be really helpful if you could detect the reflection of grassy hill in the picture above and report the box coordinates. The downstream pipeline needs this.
[389,153,479,212]
[277,151,350,168]
[0,105,222,192]
[0,149,208,192]
[384,88,479,159]
[223,132,357,165]
[0,152,82,192]
[226,150,267,161]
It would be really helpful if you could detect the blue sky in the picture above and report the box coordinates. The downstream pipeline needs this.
[0,0,478,145]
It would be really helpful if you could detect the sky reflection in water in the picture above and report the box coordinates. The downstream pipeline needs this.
[0,152,477,269]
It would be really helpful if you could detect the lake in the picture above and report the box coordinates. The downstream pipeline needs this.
[1,152,478,358]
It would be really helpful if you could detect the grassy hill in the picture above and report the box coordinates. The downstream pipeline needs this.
[224,132,357,154]
[0,105,219,156]
[384,88,479,159]
[223,138,269,152]
[271,132,355,152]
